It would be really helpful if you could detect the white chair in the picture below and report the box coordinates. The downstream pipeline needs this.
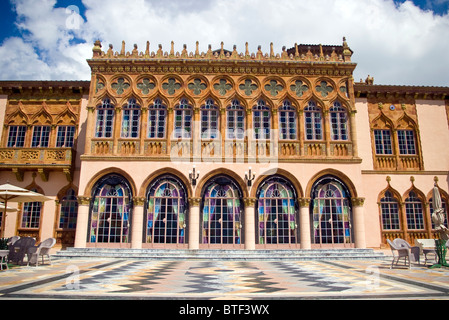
[387,239,413,269]
[27,238,56,266]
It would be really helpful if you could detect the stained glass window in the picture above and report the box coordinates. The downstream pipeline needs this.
[146,176,187,244]
[257,177,297,245]
[405,191,424,230]
[253,100,271,140]
[148,98,166,139]
[311,179,352,245]
[380,191,400,230]
[304,100,322,140]
[90,175,132,244]
[201,99,219,139]
[330,101,348,141]
[121,98,141,138]
[202,177,243,245]
[279,100,297,140]
[59,189,78,229]
[96,98,114,138]
[227,99,245,140]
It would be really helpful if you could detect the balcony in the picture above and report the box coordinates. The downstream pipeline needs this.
[0,148,74,182]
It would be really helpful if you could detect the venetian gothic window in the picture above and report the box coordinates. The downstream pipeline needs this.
[311,178,352,245]
[89,175,132,244]
[279,100,297,140]
[405,191,424,230]
[202,176,243,245]
[304,100,323,140]
[330,101,348,141]
[148,98,167,139]
[257,177,298,245]
[146,175,187,244]
[253,100,271,140]
[7,126,27,147]
[374,129,393,155]
[56,126,76,148]
[174,98,192,139]
[121,98,141,139]
[31,126,51,147]
[59,189,78,229]
[95,98,115,138]
[22,189,42,229]
[201,99,219,139]
[226,99,245,140]
[397,130,416,155]
[380,191,401,231]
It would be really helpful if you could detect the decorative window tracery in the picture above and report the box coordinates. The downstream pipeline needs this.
[174,99,192,139]
[148,98,167,139]
[226,99,245,140]
[380,191,400,230]
[304,100,323,140]
[279,100,297,140]
[330,101,348,141]
[95,98,114,138]
[201,99,219,139]
[121,98,141,139]
[253,100,271,140]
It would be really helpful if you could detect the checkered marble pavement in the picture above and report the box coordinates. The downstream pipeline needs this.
[0,257,449,300]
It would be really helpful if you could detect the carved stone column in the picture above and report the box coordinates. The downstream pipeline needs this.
[131,197,145,249]
[244,198,257,250]
[84,106,96,155]
[299,198,312,249]
[188,197,201,250]
[352,197,366,249]
[74,196,91,248]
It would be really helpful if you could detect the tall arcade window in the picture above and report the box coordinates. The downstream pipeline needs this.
[95,98,115,138]
[397,130,416,155]
[22,189,42,229]
[253,100,271,140]
[174,99,192,139]
[148,98,167,139]
[146,176,187,245]
[374,129,393,155]
[31,126,50,148]
[304,100,323,140]
[311,178,352,245]
[330,101,348,141]
[89,175,132,244]
[405,191,424,230]
[7,126,26,148]
[121,98,141,138]
[59,189,78,229]
[202,177,243,245]
[380,191,401,230]
[227,99,245,140]
[257,177,298,245]
[56,126,76,148]
[279,100,297,140]
[201,99,219,139]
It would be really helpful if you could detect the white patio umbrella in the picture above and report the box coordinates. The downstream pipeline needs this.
[0,183,51,237]
[431,182,446,232]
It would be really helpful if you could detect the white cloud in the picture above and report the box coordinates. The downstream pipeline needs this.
[0,0,448,86]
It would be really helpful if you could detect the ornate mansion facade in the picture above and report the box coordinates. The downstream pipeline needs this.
[0,38,448,251]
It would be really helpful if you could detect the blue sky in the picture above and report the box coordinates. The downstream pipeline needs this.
[0,0,449,86]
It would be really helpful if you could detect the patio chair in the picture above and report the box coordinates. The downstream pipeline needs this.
[393,238,420,265]
[8,237,36,265]
[27,238,56,266]
[7,236,20,247]
[387,239,413,269]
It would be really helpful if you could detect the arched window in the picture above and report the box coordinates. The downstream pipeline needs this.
[304,100,323,140]
[226,99,245,140]
[22,188,42,229]
[201,99,219,139]
[253,100,271,140]
[89,175,132,244]
[202,176,243,245]
[380,191,401,230]
[279,100,297,140]
[174,98,192,139]
[397,130,416,155]
[405,191,424,230]
[146,175,187,245]
[96,98,115,138]
[257,177,298,245]
[330,101,348,141]
[311,177,352,245]
[121,98,141,138]
[59,189,78,229]
[148,98,167,139]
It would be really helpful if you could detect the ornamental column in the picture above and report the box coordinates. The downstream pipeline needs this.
[131,197,145,249]
[188,197,201,250]
[299,198,311,249]
[244,198,257,250]
[352,197,366,249]
[84,105,96,155]
[74,197,91,248]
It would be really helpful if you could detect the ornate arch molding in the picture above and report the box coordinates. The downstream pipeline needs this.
[195,168,248,199]
[83,167,137,198]
[305,169,358,198]
[139,167,192,198]
[250,168,303,198]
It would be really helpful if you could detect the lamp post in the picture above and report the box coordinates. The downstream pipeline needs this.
[245,167,255,187]
[189,165,200,187]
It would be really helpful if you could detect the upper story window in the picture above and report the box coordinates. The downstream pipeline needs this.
[201,99,219,140]
[95,98,114,138]
[121,98,141,139]
[304,100,322,140]
[227,99,245,140]
[374,129,392,155]
[330,101,348,141]
[7,126,27,148]
[31,126,51,148]
[56,126,76,148]
[253,100,271,140]
[174,98,192,139]
[279,100,297,140]
[397,130,416,155]
[148,98,167,139]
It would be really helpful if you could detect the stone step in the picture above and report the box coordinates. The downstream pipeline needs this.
[55,248,386,261]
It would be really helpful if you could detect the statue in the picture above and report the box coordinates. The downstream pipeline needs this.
[430,180,449,268]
